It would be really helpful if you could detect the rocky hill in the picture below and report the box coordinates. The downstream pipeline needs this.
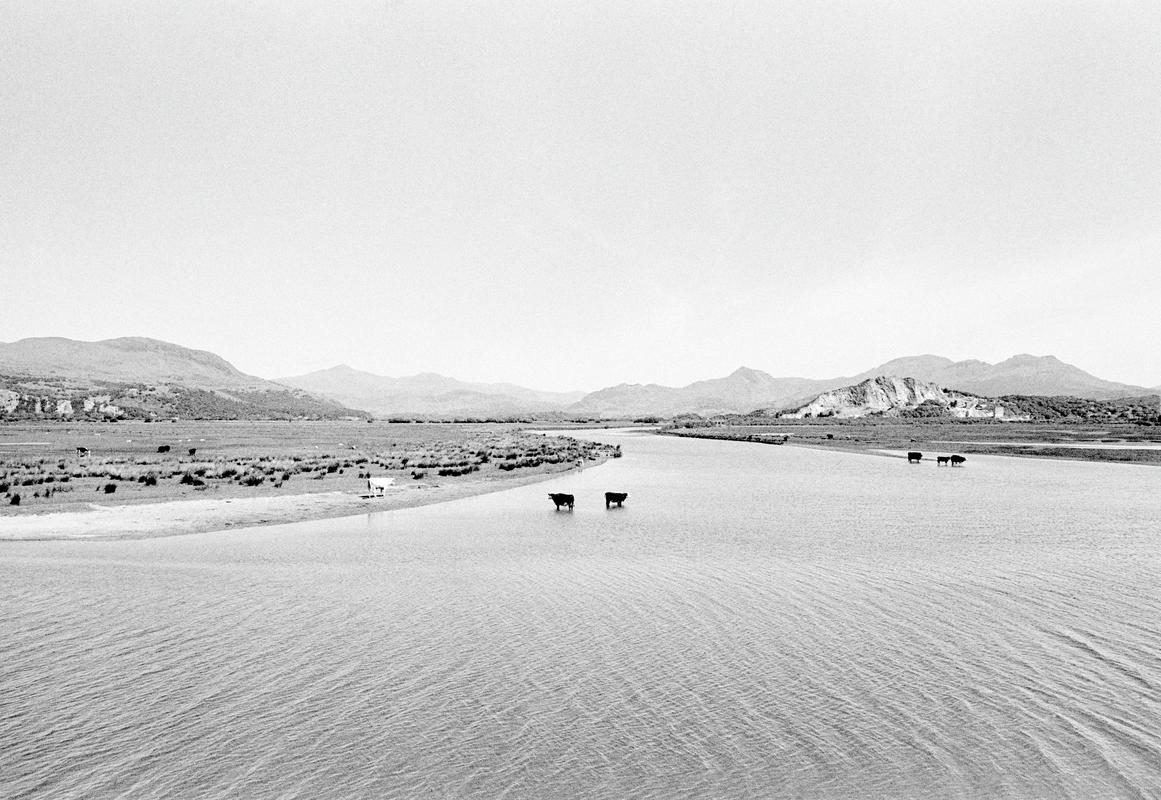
[779,376,1008,419]
[0,337,364,420]
[771,377,1160,423]
[277,364,585,418]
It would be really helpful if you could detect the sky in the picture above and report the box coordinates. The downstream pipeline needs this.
[3,1,1160,391]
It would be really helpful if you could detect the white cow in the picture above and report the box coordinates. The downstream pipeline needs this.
[366,477,395,497]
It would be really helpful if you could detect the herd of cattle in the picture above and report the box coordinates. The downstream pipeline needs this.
[548,492,628,511]
[907,451,966,466]
[76,445,198,456]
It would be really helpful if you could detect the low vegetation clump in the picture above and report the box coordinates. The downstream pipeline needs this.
[0,421,620,510]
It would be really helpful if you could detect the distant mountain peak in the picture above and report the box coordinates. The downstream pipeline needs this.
[728,366,769,381]
[1005,353,1060,363]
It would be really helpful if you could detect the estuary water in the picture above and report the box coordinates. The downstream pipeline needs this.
[2,430,1160,799]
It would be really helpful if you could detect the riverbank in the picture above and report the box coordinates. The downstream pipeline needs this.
[0,421,617,539]
[663,420,1161,466]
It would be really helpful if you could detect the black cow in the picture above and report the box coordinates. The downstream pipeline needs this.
[951,455,966,466]
[157,445,171,453]
[936,456,950,466]
[907,452,923,463]
[188,448,197,457]
[548,493,574,511]
[605,492,628,508]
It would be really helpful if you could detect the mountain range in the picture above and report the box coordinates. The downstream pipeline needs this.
[0,336,1155,420]
[277,364,585,418]
[0,337,362,420]
[563,354,1154,418]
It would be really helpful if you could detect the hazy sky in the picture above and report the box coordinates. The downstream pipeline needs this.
[3,1,1160,391]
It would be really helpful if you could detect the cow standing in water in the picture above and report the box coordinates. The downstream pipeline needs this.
[548,493,574,511]
[937,456,951,466]
[908,452,923,463]
[951,455,966,466]
[605,492,628,508]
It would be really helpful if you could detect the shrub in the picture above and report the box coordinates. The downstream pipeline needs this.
[241,474,264,486]
[143,473,158,487]
[9,493,20,505]
[0,482,8,494]
[103,483,117,494]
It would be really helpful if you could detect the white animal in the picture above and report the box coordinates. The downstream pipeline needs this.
[366,477,395,497]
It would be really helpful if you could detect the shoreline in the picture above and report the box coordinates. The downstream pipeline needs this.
[0,461,602,542]
[662,428,1161,467]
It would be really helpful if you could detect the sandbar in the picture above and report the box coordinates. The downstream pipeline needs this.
[0,467,590,541]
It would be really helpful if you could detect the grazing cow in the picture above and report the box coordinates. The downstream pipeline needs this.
[907,452,923,463]
[936,456,951,466]
[548,492,574,511]
[951,455,966,466]
[605,492,628,508]
[188,448,197,457]
[157,445,170,453]
[76,446,89,457]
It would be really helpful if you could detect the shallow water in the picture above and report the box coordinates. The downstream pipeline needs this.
[3,431,1160,799]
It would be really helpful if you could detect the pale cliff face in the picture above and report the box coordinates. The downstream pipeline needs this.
[782,376,1011,419]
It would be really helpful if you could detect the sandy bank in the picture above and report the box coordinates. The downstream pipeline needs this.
[0,468,589,541]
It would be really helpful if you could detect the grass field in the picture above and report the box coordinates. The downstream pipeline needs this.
[0,421,620,514]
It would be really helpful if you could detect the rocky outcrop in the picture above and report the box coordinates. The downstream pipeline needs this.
[780,376,1013,419]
